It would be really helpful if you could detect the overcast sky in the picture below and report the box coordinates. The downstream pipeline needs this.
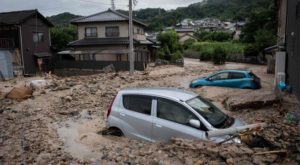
[0,0,203,16]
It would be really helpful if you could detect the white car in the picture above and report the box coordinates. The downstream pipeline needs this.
[105,88,245,142]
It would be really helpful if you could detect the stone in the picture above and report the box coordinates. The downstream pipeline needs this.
[6,85,33,101]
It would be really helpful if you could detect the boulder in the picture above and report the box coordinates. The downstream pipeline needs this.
[223,91,281,111]
[6,85,33,101]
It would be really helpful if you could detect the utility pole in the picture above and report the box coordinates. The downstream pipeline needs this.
[111,0,116,10]
[129,0,134,74]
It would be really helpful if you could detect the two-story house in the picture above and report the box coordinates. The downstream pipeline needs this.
[0,9,53,76]
[58,9,154,71]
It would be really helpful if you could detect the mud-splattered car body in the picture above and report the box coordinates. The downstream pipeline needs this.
[105,88,244,142]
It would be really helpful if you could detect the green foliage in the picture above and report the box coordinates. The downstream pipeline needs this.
[171,51,183,62]
[240,3,277,44]
[244,45,260,57]
[50,25,77,51]
[47,12,81,25]
[190,42,246,55]
[157,30,183,61]
[254,29,277,50]
[212,47,227,65]
[194,30,232,42]
[117,0,273,31]
[183,38,196,50]
[199,51,212,61]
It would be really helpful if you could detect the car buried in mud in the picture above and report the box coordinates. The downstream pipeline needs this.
[189,70,261,89]
[104,88,248,143]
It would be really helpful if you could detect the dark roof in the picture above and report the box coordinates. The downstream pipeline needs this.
[69,37,133,46]
[174,28,195,33]
[0,9,53,27]
[71,9,147,27]
[33,52,52,58]
[68,37,153,47]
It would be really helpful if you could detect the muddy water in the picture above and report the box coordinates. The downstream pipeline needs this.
[56,110,126,162]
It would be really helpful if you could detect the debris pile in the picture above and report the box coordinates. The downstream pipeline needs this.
[0,62,299,164]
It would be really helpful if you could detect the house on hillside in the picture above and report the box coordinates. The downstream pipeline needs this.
[0,9,54,76]
[57,9,155,71]
[173,20,197,44]
[269,0,300,100]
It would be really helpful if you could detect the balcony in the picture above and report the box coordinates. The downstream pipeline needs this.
[133,34,146,41]
[0,38,15,49]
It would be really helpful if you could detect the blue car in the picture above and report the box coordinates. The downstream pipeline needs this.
[189,70,261,89]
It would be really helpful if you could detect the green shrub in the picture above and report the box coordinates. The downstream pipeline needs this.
[183,49,201,58]
[244,45,259,57]
[171,51,183,62]
[199,51,212,61]
[212,47,227,65]
[183,38,196,50]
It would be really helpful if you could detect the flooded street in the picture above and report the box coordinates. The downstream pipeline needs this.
[1,58,299,164]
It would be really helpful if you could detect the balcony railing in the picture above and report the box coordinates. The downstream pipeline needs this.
[84,33,98,38]
[0,38,15,49]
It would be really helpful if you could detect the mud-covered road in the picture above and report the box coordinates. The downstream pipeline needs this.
[1,59,299,164]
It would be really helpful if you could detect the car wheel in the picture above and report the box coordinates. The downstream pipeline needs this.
[101,127,124,137]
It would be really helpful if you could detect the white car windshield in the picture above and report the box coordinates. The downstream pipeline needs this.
[186,96,228,127]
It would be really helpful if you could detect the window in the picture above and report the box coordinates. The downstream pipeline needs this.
[123,95,152,115]
[229,72,245,79]
[85,27,97,38]
[105,26,119,37]
[211,72,229,80]
[157,98,197,125]
[33,32,44,43]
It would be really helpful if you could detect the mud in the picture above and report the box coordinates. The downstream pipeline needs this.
[0,58,299,164]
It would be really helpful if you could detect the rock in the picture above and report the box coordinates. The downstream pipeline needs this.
[65,96,73,102]
[6,85,33,101]
[223,91,281,111]
[194,160,204,165]
[102,64,116,73]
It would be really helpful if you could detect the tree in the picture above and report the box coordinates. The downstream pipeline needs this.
[157,30,183,61]
[50,25,77,51]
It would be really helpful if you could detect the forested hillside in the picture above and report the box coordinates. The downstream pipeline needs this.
[48,0,274,31]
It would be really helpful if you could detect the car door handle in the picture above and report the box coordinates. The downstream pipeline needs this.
[120,113,126,117]
[155,124,162,128]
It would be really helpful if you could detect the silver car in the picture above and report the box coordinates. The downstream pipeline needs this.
[105,88,244,142]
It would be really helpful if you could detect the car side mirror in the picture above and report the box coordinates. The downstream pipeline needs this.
[207,78,213,81]
[189,119,201,128]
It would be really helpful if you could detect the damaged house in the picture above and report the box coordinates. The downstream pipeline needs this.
[0,9,54,78]
[57,9,155,71]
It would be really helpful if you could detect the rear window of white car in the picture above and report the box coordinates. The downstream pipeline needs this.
[123,95,152,115]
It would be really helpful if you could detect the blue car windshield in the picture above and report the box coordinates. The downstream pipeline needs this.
[186,96,228,127]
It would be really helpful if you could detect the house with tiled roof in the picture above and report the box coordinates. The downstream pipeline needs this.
[58,9,155,71]
[0,9,53,76]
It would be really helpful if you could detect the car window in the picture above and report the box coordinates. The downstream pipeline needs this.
[157,98,197,125]
[211,72,229,80]
[123,95,152,115]
[229,72,245,79]
[249,72,258,78]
